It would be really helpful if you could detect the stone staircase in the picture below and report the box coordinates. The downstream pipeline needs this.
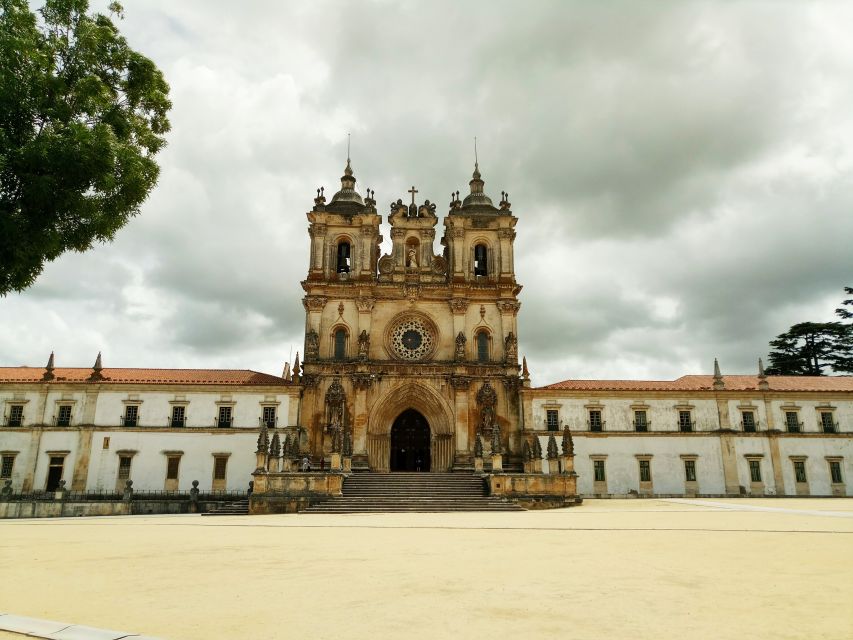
[303,472,525,513]
[201,499,249,516]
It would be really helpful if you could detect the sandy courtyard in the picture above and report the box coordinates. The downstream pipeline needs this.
[1,498,852,639]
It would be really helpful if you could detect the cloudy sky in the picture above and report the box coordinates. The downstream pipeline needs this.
[2,1,852,385]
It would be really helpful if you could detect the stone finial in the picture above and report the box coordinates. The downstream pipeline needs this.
[531,435,542,459]
[561,426,574,456]
[43,351,55,381]
[288,432,299,457]
[522,439,532,461]
[490,425,503,455]
[474,433,484,458]
[292,352,301,382]
[758,357,769,391]
[282,433,291,456]
[269,431,281,458]
[342,428,353,457]
[282,362,291,382]
[521,356,529,379]
[713,358,725,390]
[546,434,559,459]
[89,351,104,381]
[256,425,269,454]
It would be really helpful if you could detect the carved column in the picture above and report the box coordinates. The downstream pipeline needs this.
[368,434,390,472]
[449,299,469,358]
[351,373,372,456]
[359,225,375,277]
[450,376,471,456]
[498,227,515,279]
[450,227,465,278]
[303,296,327,338]
[309,223,326,273]
[390,228,406,271]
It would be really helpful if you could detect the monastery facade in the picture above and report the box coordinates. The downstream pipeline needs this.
[1,161,851,501]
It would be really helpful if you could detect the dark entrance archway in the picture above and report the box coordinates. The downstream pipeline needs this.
[390,409,431,472]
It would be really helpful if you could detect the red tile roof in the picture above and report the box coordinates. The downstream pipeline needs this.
[540,375,853,392]
[0,367,289,386]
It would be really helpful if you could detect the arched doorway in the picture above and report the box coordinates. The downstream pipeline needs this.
[390,409,431,472]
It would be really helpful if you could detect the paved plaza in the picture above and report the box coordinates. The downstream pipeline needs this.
[1,499,852,639]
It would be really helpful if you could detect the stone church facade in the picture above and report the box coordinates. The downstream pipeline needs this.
[1,160,852,504]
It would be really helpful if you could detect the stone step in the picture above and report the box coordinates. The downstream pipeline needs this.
[201,500,249,516]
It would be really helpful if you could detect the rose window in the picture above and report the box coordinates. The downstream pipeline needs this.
[390,317,435,360]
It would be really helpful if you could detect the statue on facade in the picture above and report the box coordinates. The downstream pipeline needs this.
[358,330,370,359]
[504,332,518,363]
[476,381,497,435]
[305,330,320,360]
[455,331,466,361]
[326,377,346,431]
[407,247,418,269]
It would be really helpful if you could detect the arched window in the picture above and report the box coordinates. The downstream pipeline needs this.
[337,242,351,273]
[334,328,347,360]
[473,244,488,276]
[476,331,489,363]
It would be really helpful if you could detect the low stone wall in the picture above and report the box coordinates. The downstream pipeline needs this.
[249,472,344,514]
[488,473,582,509]
[0,498,242,519]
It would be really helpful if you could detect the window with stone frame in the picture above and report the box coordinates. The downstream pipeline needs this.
[476,331,489,364]
[741,410,756,432]
[829,460,843,484]
[262,406,277,428]
[166,456,181,481]
[792,460,807,483]
[588,410,603,432]
[819,411,837,433]
[684,459,697,482]
[633,410,648,432]
[117,455,132,480]
[217,405,233,428]
[8,404,24,427]
[1,455,14,479]
[638,459,652,483]
[593,459,606,482]
[678,410,693,432]
[334,328,347,360]
[545,409,559,432]
[473,244,488,277]
[784,411,801,433]
[748,459,762,483]
[336,241,351,274]
[123,405,139,427]
[213,456,228,481]
[56,404,72,427]
[170,405,186,427]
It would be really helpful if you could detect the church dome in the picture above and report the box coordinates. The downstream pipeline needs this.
[328,159,365,208]
[456,163,498,213]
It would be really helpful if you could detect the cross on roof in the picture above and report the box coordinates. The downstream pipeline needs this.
[408,185,418,205]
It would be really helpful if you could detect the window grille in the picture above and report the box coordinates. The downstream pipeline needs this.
[589,410,603,432]
[784,411,800,433]
[684,460,697,482]
[741,411,756,432]
[214,457,228,481]
[118,456,132,480]
[793,461,807,483]
[262,406,277,428]
[217,406,232,428]
[829,461,843,484]
[8,404,23,426]
[546,410,559,432]
[634,410,648,432]
[748,459,762,483]
[171,406,186,427]
[639,459,651,482]
[124,405,139,427]
[56,405,72,427]
[678,410,693,432]
[820,412,836,433]
[1,455,14,479]
[593,460,606,482]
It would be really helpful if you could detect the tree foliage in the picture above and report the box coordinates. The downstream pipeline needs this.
[766,307,852,376]
[837,286,853,320]
[0,0,170,294]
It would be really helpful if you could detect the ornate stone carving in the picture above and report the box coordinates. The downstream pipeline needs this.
[504,332,518,363]
[490,424,503,455]
[269,431,281,458]
[358,330,370,359]
[303,296,327,312]
[390,228,407,239]
[305,329,319,360]
[431,255,447,275]
[476,381,498,435]
[342,428,353,457]
[308,223,327,237]
[546,434,559,460]
[451,228,465,238]
[378,256,394,274]
[522,439,532,462]
[532,435,543,459]
[497,300,521,315]
[417,201,437,217]
[406,247,418,269]
[256,425,269,454]
[561,427,574,456]
[449,375,470,390]
[474,433,484,458]
[388,313,435,361]
[351,373,373,390]
[360,225,375,236]
[497,228,515,239]
[502,375,519,394]
[356,297,375,312]
[405,283,419,302]
[448,298,468,314]
[389,199,407,216]
[325,377,346,431]
[300,373,319,388]
[454,331,467,361]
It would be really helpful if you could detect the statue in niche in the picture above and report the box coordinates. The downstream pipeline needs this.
[358,330,370,359]
[305,329,319,360]
[325,377,346,433]
[476,381,497,436]
[455,331,466,361]
[407,247,418,269]
[504,332,518,363]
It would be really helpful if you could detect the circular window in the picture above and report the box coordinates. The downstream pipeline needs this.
[389,315,436,361]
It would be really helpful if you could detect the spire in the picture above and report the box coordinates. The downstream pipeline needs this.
[292,352,301,382]
[713,358,724,390]
[521,356,529,379]
[42,351,55,381]
[758,358,769,391]
[456,139,496,211]
[93,352,102,371]
[269,431,281,458]
[328,136,364,208]
[282,362,291,382]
